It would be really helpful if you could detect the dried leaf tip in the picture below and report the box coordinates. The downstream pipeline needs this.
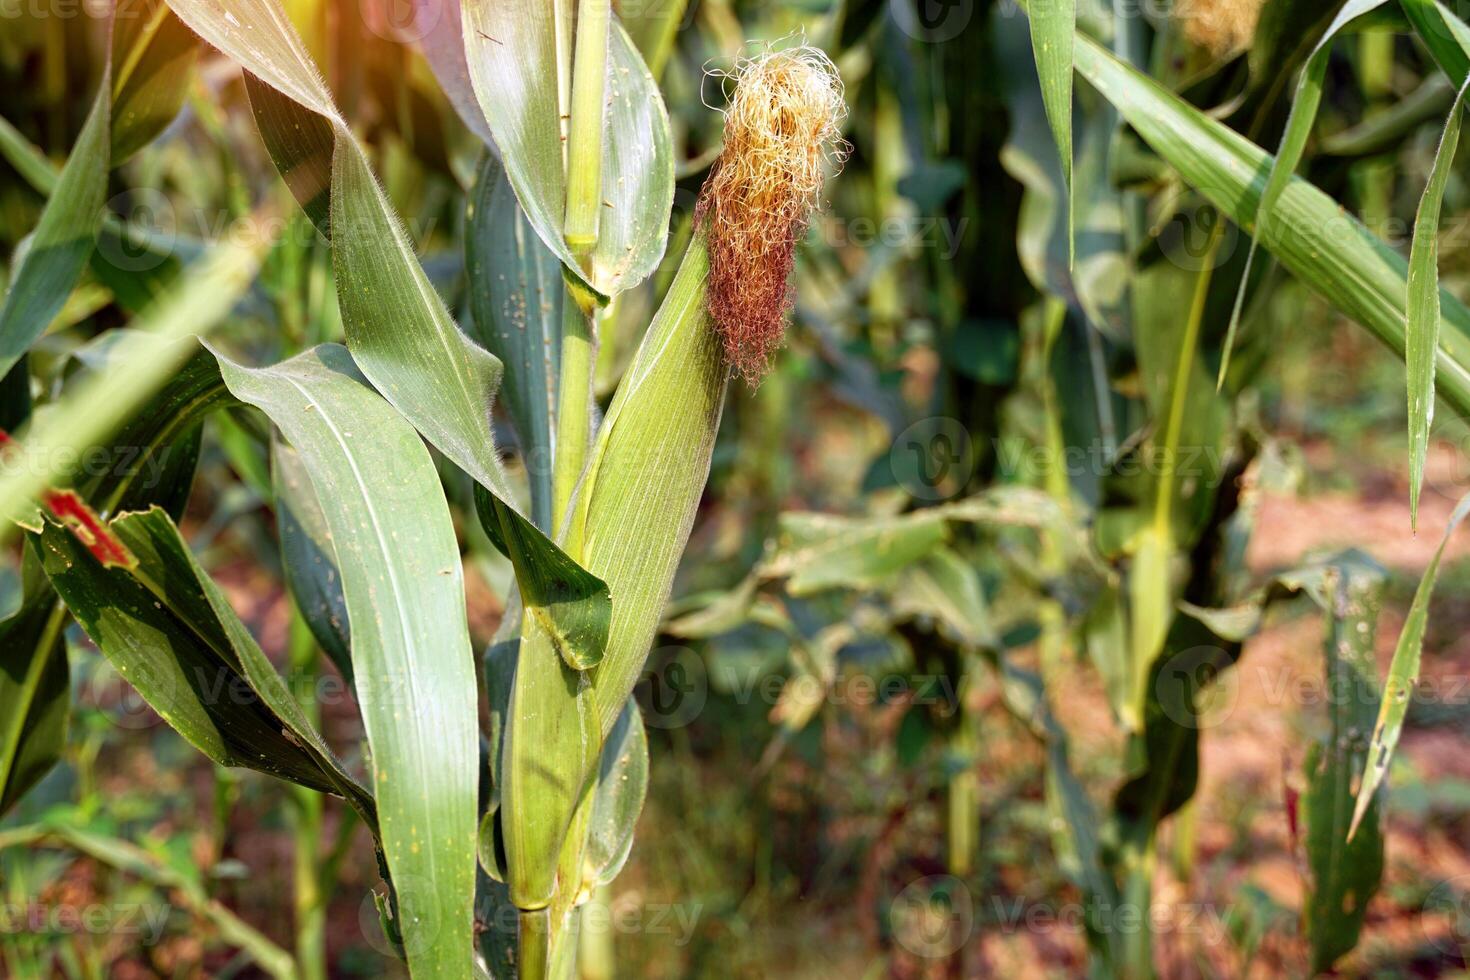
[697,42,848,385]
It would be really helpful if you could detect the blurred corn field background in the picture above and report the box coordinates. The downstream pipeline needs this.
[7,0,1470,976]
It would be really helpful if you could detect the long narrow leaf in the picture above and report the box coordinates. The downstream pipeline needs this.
[1070,33,1470,420]
[215,344,478,979]
[1349,493,1470,839]
[1219,0,1387,387]
[1408,81,1470,528]
[1025,0,1074,265]
[0,40,111,378]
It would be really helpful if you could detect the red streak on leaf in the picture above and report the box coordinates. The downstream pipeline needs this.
[1,428,137,569]
[42,489,137,570]
[1282,759,1301,852]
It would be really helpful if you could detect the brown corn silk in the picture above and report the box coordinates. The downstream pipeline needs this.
[697,44,847,384]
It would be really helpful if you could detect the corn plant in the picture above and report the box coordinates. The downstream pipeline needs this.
[7,0,1470,976]
[0,1,842,977]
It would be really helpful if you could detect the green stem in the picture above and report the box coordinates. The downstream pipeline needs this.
[578,882,615,980]
[554,301,596,531]
[946,699,978,878]
[520,906,553,980]
[286,615,326,980]
[563,0,610,253]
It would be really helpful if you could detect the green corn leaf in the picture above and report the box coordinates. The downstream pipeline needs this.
[1403,0,1470,86]
[164,0,612,674]
[466,156,565,532]
[31,506,375,822]
[1407,79,1470,530]
[1299,554,1386,974]
[165,0,340,122]
[1070,33,1470,422]
[764,511,950,596]
[1024,0,1074,266]
[0,38,111,380]
[326,133,503,492]
[891,547,994,649]
[215,344,478,979]
[461,0,674,299]
[1349,492,1470,841]
[1219,0,1387,389]
[583,700,649,888]
[272,437,352,683]
[0,334,210,815]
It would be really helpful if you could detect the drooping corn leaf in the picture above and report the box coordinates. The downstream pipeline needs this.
[31,506,376,822]
[1297,554,1385,974]
[164,0,613,674]
[0,40,110,380]
[0,335,212,815]
[214,344,477,979]
[271,437,352,682]
[1349,492,1470,839]
[466,156,564,532]
[165,0,340,121]
[1024,0,1074,265]
[461,0,674,299]
[1219,0,1387,387]
[891,547,995,648]
[1070,33,1470,420]
[1407,80,1470,529]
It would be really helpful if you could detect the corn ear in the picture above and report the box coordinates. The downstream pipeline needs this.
[499,233,723,962]
[574,233,726,738]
